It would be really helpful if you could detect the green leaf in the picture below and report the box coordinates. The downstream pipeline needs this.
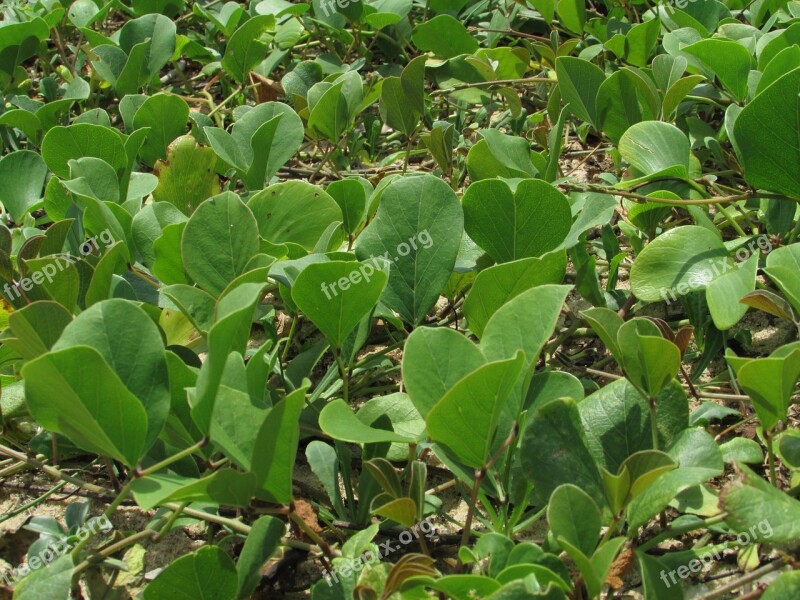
[617,321,681,398]
[23,346,148,467]
[721,463,800,544]
[247,181,342,250]
[556,0,585,34]
[462,179,571,264]
[555,56,605,129]
[0,150,47,223]
[630,226,730,302]
[763,572,800,599]
[41,123,127,179]
[463,252,566,338]
[320,398,417,444]
[705,253,758,330]
[291,260,387,348]
[427,353,525,468]
[132,470,257,509]
[466,138,537,181]
[221,15,275,83]
[308,81,349,142]
[118,14,176,81]
[684,39,752,102]
[737,350,800,430]
[236,516,285,599]
[143,546,238,600]
[153,223,187,285]
[627,428,723,530]
[251,386,307,503]
[719,437,764,465]
[210,383,268,470]
[53,299,170,451]
[191,282,266,432]
[734,67,800,198]
[596,68,660,143]
[355,174,463,325]
[618,120,690,179]
[421,121,455,174]
[357,393,426,461]
[6,301,73,361]
[580,378,688,473]
[481,284,571,370]
[380,76,419,137]
[625,18,660,68]
[548,484,601,557]
[411,15,478,59]
[132,93,189,165]
[402,327,486,418]
[11,555,73,600]
[132,201,188,268]
[182,192,259,295]
[325,178,370,235]
[521,398,607,511]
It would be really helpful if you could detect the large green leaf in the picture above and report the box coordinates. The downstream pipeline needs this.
[630,226,730,302]
[521,397,607,511]
[220,15,275,83]
[427,353,525,468]
[41,123,127,179]
[131,470,256,509]
[626,428,723,530]
[734,67,800,198]
[236,516,285,599]
[0,150,48,223]
[618,120,690,180]
[6,301,73,361]
[411,15,478,59]
[52,299,170,452]
[132,93,189,165]
[182,192,259,295]
[705,253,758,330]
[579,378,688,473]
[462,179,571,264]
[555,56,605,129]
[143,546,238,600]
[251,386,307,503]
[684,38,752,102]
[355,174,463,325]
[547,484,601,557]
[23,346,148,467]
[481,284,571,368]
[737,350,800,430]
[292,260,387,348]
[247,181,342,250]
[721,463,800,544]
[402,327,486,418]
[320,398,417,444]
[463,252,566,338]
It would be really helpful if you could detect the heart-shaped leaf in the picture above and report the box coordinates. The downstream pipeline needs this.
[291,260,388,348]
[462,179,571,264]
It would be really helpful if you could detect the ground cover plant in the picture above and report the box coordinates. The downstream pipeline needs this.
[1,0,800,597]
